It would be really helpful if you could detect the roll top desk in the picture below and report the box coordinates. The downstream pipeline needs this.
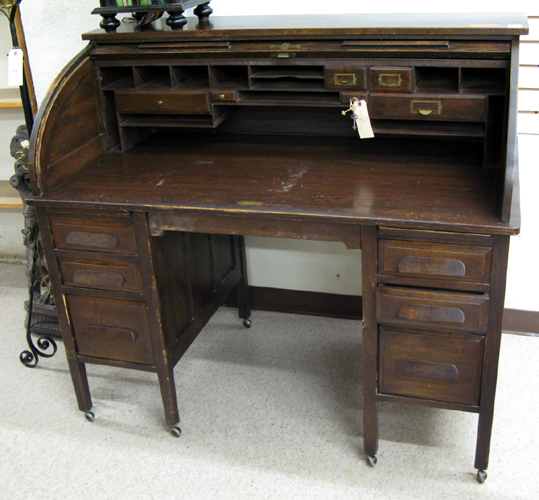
[28,13,527,482]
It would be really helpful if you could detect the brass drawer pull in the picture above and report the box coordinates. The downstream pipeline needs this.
[410,100,443,116]
[378,73,402,87]
[334,73,357,86]
[269,43,301,50]
[397,256,466,276]
[397,304,465,324]
[396,360,459,381]
[157,100,163,106]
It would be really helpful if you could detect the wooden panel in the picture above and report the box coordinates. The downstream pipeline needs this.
[51,218,137,255]
[115,90,210,114]
[370,94,488,121]
[211,234,236,285]
[186,233,215,311]
[325,66,367,90]
[377,287,489,333]
[379,327,484,405]
[148,212,362,250]
[369,67,413,92]
[67,295,154,365]
[59,258,143,293]
[378,240,492,284]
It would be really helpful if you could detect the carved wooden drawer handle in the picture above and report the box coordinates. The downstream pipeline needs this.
[397,256,466,277]
[84,325,137,342]
[397,304,465,324]
[396,360,459,381]
[65,231,119,250]
[73,270,125,288]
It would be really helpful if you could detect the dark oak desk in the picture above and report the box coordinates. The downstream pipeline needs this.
[28,13,527,483]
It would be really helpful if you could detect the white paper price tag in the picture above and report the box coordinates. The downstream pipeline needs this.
[8,48,24,87]
[352,100,374,139]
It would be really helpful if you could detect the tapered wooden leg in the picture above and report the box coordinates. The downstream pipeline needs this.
[361,225,379,462]
[67,357,92,412]
[157,363,180,428]
[474,235,510,477]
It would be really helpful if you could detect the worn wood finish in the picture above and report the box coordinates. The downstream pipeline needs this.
[379,327,485,405]
[361,225,379,459]
[26,14,526,478]
[378,240,493,284]
[376,287,489,333]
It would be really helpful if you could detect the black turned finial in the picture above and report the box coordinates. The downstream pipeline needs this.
[100,13,121,33]
[166,8,187,30]
[194,2,213,22]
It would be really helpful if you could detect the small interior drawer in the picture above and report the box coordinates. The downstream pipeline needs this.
[59,258,143,293]
[378,240,492,285]
[369,94,488,121]
[211,90,239,102]
[326,66,367,90]
[67,295,153,365]
[369,67,413,92]
[376,287,489,333]
[379,327,484,405]
[51,218,138,255]
[115,90,210,115]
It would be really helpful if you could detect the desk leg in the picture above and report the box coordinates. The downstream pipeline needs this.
[157,362,181,429]
[474,235,510,479]
[235,235,252,326]
[362,225,379,464]
[67,357,93,413]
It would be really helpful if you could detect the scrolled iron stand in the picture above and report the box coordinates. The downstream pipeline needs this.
[3,0,59,367]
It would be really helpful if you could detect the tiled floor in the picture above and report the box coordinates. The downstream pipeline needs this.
[1,261,538,499]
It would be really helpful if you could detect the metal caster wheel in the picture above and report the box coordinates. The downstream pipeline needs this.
[367,455,377,467]
[476,470,487,484]
[84,411,95,422]
[243,319,252,328]
[170,426,182,438]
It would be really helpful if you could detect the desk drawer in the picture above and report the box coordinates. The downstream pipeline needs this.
[67,295,153,365]
[378,240,492,285]
[59,258,143,293]
[115,91,210,115]
[379,327,484,405]
[370,94,488,121]
[326,66,367,90]
[51,218,138,255]
[369,67,413,93]
[377,287,488,333]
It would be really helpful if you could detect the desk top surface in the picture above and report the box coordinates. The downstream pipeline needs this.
[83,12,529,41]
[37,134,518,235]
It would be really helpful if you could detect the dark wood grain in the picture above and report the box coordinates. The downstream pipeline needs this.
[27,14,525,473]
[379,326,485,405]
[35,133,518,235]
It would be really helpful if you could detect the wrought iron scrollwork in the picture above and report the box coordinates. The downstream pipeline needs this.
[10,126,61,367]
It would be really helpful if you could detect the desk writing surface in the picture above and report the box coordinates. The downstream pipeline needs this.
[39,133,515,234]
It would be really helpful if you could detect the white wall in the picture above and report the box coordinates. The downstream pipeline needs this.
[16,0,539,308]
[0,23,26,181]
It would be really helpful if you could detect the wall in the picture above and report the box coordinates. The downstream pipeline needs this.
[0,22,26,181]
[14,0,539,309]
